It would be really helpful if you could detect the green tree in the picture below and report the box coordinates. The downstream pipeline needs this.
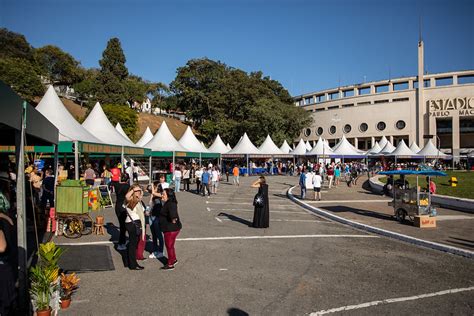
[102,104,138,141]
[34,45,83,85]
[73,68,99,106]
[171,58,312,145]
[0,28,35,61]
[0,58,44,101]
[96,38,128,104]
[124,75,149,104]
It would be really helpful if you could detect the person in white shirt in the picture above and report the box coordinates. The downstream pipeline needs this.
[211,167,219,194]
[194,167,202,194]
[305,169,314,200]
[182,166,191,191]
[132,163,139,183]
[125,162,134,185]
[173,166,182,193]
[313,171,322,201]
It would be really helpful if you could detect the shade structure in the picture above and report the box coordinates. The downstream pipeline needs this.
[409,142,421,153]
[179,126,209,153]
[208,134,229,154]
[225,133,261,155]
[144,121,188,152]
[36,86,102,143]
[417,139,450,158]
[306,138,334,157]
[258,135,285,155]
[331,136,365,157]
[226,143,232,151]
[82,102,135,146]
[279,140,292,154]
[305,140,312,151]
[135,126,154,147]
[366,141,382,156]
[378,136,389,149]
[379,141,396,155]
[387,140,420,158]
[115,122,133,143]
[292,139,308,155]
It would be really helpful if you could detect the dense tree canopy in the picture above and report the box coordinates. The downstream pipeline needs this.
[35,45,83,86]
[0,28,35,61]
[0,57,44,100]
[171,58,311,146]
[96,38,128,105]
[101,104,138,141]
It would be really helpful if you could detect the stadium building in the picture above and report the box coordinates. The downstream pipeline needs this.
[294,40,474,161]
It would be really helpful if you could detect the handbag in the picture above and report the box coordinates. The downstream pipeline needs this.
[126,212,142,236]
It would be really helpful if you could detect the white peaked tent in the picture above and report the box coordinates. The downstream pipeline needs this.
[418,140,449,158]
[379,141,396,155]
[208,134,229,154]
[179,126,209,153]
[36,86,103,143]
[226,143,232,151]
[226,133,261,155]
[305,140,312,151]
[332,136,365,157]
[388,140,419,157]
[378,136,389,149]
[200,141,208,151]
[279,140,292,154]
[367,141,382,155]
[144,121,188,152]
[409,142,421,153]
[306,138,334,156]
[135,126,154,147]
[292,139,308,155]
[115,122,133,143]
[258,135,285,155]
[82,102,135,146]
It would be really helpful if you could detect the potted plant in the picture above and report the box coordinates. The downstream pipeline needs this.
[60,273,80,309]
[36,242,64,313]
[39,242,64,269]
[30,265,59,316]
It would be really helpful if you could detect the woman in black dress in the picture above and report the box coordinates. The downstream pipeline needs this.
[251,176,269,228]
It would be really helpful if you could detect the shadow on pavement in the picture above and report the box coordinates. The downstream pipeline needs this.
[322,205,397,222]
[448,237,474,249]
[217,212,252,226]
[105,222,120,242]
[227,308,249,316]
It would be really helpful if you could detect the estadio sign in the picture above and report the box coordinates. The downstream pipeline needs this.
[429,96,474,117]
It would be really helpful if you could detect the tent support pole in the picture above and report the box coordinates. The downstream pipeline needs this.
[199,152,202,166]
[247,154,249,176]
[74,140,79,180]
[173,151,176,173]
[15,102,29,314]
[148,156,152,184]
[121,146,124,173]
[53,144,59,204]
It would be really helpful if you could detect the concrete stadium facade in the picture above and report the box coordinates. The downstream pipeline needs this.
[294,41,474,161]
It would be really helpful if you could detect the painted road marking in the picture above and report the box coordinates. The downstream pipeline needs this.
[215,216,223,223]
[310,286,474,315]
[177,234,377,241]
[206,201,295,207]
[305,199,390,203]
[436,215,474,221]
[213,208,308,214]
[206,207,211,212]
[219,268,228,271]
[220,218,327,223]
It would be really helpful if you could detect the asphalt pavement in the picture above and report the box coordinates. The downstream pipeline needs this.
[57,175,474,315]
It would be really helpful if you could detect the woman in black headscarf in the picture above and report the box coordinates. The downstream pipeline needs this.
[251,176,269,228]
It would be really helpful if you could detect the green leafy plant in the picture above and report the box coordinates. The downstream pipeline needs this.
[30,266,56,311]
[38,241,64,269]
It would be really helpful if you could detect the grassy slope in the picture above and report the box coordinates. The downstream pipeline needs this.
[379,171,474,199]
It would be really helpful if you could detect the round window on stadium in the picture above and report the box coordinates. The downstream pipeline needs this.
[329,125,336,135]
[359,123,368,132]
[396,120,406,130]
[377,121,386,131]
[343,124,352,134]
[316,127,323,136]
[304,128,311,137]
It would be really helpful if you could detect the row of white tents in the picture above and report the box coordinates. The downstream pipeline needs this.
[36,85,448,160]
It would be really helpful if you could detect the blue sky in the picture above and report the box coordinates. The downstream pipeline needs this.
[1,0,473,96]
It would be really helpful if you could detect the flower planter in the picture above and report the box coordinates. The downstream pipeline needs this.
[60,298,71,309]
[36,308,52,316]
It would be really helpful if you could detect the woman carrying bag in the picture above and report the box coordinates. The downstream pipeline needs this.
[159,188,182,270]
[251,176,269,228]
[124,184,146,270]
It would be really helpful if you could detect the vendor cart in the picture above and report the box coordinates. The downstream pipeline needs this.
[55,180,94,238]
[379,170,447,224]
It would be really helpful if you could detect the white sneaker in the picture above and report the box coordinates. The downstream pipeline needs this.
[149,251,164,259]
[117,244,127,251]
[148,252,157,259]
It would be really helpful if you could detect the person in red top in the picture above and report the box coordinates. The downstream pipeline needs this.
[327,167,334,188]
[426,177,436,194]
[110,163,121,192]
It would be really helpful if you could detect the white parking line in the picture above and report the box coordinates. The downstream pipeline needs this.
[213,208,308,214]
[206,207,211,212]
[206,201,295,207]
[220,218,326,223]
[214,217,223,223]
[436,215,474,221]
[177,234,377,241]
[305,199,390,203]
[310,286,474,315]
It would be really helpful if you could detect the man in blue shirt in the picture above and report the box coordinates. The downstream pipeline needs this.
[299,168,307,199]
[201,167,211,197]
